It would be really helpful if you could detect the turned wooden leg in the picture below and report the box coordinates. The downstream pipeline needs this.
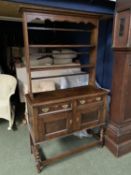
[33,145,43,173]
[30,134,33,154]
[100,127,105,147]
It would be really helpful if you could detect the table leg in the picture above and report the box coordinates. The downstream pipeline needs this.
[33,145,44,173]
[100,127,105,147]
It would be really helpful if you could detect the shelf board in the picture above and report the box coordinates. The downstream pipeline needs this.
[29,44,95,48]
[31,72,88,80]
[30,63,94,71]
[28,26,91,32]
[35,51,89,57]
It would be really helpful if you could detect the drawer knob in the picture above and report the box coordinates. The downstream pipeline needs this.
[41,107,49,113]
[79,100,86,104]
[96,97,101,101]
[62,104,69,109]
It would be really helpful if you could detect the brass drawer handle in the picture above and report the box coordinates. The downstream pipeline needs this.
[79,100,86,104]
[69,119,72,124]
[96,97,101,101]
[62,104,69,109]
[41,107,49,113]
[76,117,79,122]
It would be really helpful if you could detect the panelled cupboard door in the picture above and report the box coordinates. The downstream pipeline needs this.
[75,102,104,130]
[113,9,131,47]
[38,111,73,141]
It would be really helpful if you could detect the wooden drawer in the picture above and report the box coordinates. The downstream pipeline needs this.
[38,101,72,115]
[77,96,102,107]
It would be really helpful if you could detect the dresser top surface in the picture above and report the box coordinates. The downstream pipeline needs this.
[26,85,107,106]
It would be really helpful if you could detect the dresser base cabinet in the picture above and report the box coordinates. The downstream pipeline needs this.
[26,86,107,172]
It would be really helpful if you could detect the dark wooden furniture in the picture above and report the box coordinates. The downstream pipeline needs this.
[22,8,108,172]
[105,0,131,156]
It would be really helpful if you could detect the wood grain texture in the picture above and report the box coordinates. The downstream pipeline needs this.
[106,0,131,157]
[22,7,108,172]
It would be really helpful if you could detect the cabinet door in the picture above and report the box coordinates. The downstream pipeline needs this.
[114,9,130,47]
[75,102,104,130]
[38,111,72,141]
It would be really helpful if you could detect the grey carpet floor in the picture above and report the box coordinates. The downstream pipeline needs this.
[0,120,131,175]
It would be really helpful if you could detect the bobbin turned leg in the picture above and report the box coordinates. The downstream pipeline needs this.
[100,127,105,147]
[29,134,33,154]
[33,145,44,173]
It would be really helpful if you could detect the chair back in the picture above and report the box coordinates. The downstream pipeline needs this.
[0,74,17,99]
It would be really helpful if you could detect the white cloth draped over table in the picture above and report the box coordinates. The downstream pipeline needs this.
[16,66,88,102]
